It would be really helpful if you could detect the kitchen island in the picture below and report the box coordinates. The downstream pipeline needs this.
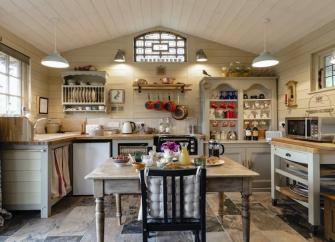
[85,156,258,242]
[271,137,335,232]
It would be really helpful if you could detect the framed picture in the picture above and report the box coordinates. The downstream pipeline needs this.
[109,89,125,104]
[39,97,48,114]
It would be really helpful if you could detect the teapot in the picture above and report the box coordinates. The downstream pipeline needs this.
[122,121,136,134]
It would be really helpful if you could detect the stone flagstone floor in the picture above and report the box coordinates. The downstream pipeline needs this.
[0,192,326,242]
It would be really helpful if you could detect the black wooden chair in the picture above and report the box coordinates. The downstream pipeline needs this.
[140,168,206,242]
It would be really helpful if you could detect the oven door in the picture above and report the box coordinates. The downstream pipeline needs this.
[286,118,306,139]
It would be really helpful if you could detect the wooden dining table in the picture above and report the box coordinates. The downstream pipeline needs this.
[85,156,258,242]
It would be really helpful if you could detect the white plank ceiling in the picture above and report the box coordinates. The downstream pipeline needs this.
[0,0,335,54]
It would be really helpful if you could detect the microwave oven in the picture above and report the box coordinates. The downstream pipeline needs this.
[285,117,335,142]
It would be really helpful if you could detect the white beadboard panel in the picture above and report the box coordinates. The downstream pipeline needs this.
[1,0,335,54]
[3,159,41,171]
[3,182,40,193]
[3,151,42,160]
[3,193,41,205]
[47,29,255,121]
[276,18,335,121]
[3,171,41,182]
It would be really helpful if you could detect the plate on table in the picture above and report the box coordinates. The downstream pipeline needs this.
[191,157,225,167]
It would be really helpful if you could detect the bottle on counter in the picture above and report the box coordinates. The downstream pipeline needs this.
[159,118,165,133]
[245,124,252,140]
[252,125,259,141]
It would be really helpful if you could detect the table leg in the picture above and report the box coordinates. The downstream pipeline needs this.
[217,192,225,218]
[241,192,250,242]
[95,197,105,242]
[115,193,122,225]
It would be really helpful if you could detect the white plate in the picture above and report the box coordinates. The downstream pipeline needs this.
[206,159,225,166]
[191,159,225,167]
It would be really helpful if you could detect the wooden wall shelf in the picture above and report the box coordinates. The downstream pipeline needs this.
[133,83,192,93]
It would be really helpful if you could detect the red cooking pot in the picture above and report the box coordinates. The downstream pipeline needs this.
[145,94,154,109]
[154,95,165,111]
[164,96,176,112]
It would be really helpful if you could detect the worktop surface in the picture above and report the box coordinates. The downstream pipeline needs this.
[270,137,335,153]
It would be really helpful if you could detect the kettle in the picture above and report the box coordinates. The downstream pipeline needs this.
[208,139,224,157]
[122,121,136,134]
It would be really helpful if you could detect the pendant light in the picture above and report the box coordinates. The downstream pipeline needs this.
[196,49,208,62]
[41,20,69,68]
[114,49,125,62]
[252,18,279,68]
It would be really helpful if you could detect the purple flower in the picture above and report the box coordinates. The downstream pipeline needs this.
[161,141,179,152]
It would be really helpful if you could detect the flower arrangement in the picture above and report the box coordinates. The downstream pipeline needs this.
[160,141,179,152]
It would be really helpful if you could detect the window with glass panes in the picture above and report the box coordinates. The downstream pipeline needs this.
[0,51,22,115]
[134,31,186,62]
[324,54,335,88]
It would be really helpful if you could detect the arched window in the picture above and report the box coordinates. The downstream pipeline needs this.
[134,31,186,62]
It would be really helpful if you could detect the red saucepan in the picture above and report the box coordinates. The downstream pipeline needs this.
[154,95,165,111]
[145,94,154,110]
[164,96,176,112]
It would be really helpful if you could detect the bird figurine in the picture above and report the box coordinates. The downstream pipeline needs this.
[202,69,211,77]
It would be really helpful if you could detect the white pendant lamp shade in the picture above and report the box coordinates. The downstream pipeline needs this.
[114,49,125,62]
[41,20,69,68]
[41,50,69,68]
[252,18,279,68]
[196,49,208,62]
[252,51,279,68]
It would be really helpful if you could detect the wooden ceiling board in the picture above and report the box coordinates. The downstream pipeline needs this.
[0,0,334,54]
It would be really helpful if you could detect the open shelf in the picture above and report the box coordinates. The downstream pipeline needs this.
[209,99,238,102]
[210,118,238,121]
[276,186,308,205]
[133,83,192,93]
[243,99,271,101]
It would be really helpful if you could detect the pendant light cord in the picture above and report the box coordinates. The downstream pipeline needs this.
[54,20,57,52]
[263,18,270,52]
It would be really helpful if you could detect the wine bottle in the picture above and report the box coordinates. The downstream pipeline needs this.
[245,124,252,140]
[252,125,259,141]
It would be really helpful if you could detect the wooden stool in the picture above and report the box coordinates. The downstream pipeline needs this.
[322,192,335,241]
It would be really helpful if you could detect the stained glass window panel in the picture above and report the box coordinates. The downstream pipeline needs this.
[134,31,186,62]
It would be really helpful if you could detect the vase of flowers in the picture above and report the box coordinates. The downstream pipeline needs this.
[161,141,179,162]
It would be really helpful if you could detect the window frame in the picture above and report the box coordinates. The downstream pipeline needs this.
[0,51,23,116]
[311,46,335,92]
[133,31,187,63]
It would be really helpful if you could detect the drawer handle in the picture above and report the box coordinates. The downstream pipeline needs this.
[285,153,291,157]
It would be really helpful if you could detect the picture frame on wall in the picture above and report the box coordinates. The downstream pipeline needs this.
[39,97,48,114]
[109,89,125,104]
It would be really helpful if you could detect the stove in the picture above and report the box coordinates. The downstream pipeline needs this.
[153,135,203,156]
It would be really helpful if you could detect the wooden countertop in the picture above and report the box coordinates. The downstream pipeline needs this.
[1,133,206,146]
[270,137,335,153]
[85,155,259,180]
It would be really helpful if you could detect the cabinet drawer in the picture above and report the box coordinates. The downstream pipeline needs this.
[273,146,308,163]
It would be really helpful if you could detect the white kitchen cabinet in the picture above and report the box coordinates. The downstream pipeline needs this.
[73,141,111,195]
[204,142,271,191]
[1,142,71,218]
[245,146,271,190]
[223,147,245,164]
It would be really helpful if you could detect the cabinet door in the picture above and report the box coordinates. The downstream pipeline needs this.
[246,146,271,190]
[224,147,246,164]
[73,142,110,195]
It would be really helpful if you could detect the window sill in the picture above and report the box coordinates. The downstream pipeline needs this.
[309,86,335,95]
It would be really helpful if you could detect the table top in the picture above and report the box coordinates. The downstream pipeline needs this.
[270,137,335,153]
[85,156,259,180]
